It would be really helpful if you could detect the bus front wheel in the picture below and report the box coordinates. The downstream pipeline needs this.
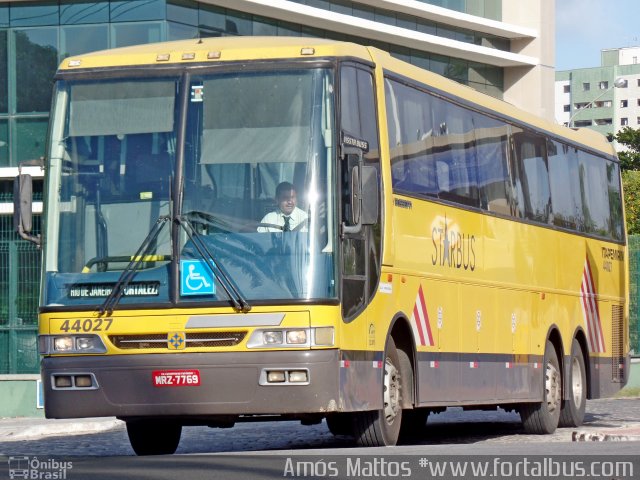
[520,340,562,434]
[558,339,587,427]
[353,337,402,446]
[126,420,182,456]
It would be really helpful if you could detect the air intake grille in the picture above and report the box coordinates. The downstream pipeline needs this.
[611,304,625,382]
[109,332,246,349]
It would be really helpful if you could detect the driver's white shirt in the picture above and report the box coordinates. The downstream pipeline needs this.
[258,207,308,232]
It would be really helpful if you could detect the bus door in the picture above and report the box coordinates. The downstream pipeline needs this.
[338,63,382,410]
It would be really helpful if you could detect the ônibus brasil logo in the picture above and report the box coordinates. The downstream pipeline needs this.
[8,456,72,479]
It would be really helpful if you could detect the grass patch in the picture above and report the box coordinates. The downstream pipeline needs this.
[614,386,640,398]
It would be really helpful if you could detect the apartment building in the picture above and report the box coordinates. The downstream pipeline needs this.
[556,46,640,150]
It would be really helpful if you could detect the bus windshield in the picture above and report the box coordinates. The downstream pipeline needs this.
[43,67,337,308]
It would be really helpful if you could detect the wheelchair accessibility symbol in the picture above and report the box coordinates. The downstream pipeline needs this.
[180,260,215,296]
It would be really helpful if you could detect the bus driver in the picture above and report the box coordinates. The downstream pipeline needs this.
[257,182,308,232]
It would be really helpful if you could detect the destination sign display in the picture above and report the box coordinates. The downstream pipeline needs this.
[68,282,160,298]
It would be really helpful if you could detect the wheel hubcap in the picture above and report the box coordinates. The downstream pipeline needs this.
[545,361,561,414]
[571,357,584,408]
[383,358,400,425]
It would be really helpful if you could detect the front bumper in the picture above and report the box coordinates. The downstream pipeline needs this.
[41,350,339,419]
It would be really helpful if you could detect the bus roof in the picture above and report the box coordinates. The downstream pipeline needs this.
[59,36,615,157]
[59,36,373,70]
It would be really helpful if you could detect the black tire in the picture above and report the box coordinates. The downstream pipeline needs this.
[520,340,562,434]
[126,420,182,456]
[326,413,354,437]
[559,339,587,427]
[353,337,403,446]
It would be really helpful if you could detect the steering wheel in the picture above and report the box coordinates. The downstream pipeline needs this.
[256,219,308,232]
[256,222,284,231]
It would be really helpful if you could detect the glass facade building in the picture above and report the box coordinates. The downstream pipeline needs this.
[0,0,512,169]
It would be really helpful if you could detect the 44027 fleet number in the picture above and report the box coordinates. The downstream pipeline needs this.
[58,318,113,333]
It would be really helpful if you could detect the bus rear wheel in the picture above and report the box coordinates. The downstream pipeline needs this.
[126,420,182,456]
[353,337,402,446]
[559,339,587,427]
[520,340,562,434]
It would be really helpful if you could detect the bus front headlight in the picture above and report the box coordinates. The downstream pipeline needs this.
[40,335,107,354]
[247,327,334,348]
[76,336,103,351]
[53,336,74,352]
[286,330,307,344]
[262,331,283,345]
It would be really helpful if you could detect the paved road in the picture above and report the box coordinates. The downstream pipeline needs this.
[1,399,639,480]
[0,398,639,457]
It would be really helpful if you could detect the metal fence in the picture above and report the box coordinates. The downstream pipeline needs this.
[0,214,40,374]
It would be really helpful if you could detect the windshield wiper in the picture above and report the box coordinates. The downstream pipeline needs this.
[176,214,251,313]
[99,216,170,315]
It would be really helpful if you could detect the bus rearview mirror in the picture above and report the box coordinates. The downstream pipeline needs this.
[360,165,378,225]
[350,165,361,225]
[344,163,379,235]
[13,174,40,246]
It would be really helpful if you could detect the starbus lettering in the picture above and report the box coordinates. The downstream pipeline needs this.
[431,227,476,271]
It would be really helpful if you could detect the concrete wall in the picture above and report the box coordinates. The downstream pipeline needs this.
[502,0,555,121]
[617,47,640,67]
[0,375,43,417]
[628,358,640,389]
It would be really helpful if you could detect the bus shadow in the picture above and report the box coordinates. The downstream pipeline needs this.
[400,420,524,445]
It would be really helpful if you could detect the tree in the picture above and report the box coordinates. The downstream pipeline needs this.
[622,170,640,235]
[614,127,640,234]
[614,127,640,172]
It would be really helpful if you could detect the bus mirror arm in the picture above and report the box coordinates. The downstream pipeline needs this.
[13,174,41,246]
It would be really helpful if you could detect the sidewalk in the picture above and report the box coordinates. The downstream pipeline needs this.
[0,417,122,441]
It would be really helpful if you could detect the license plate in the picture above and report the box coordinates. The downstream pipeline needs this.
[152,369,201,387]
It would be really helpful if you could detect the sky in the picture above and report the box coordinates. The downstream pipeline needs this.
[555,0,640,71]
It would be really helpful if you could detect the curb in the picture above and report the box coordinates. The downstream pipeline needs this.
[0,419,123,441]
[572,430,640,442]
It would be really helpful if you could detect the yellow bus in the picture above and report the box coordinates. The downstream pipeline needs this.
[15,37,629,455]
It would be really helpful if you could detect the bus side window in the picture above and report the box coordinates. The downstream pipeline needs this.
[473,114,511,215]
[510,129,551,223]
[547,140,583,231]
